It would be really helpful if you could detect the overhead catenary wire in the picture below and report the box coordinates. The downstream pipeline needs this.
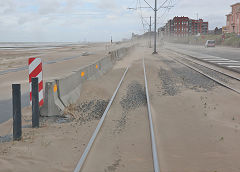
[129,0,175,49]
[138,0,149,32]
[157,0,176,27]
[157,0,169,10]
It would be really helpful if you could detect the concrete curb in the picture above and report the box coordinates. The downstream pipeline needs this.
[40,45,135,116]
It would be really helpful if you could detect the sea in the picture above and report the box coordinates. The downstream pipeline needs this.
[0,42,79,51]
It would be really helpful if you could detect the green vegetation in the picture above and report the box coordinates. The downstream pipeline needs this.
[222,33,240,47]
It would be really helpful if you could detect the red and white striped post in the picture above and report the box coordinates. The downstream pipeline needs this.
[28,58,44,106]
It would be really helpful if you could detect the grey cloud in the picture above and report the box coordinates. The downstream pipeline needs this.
[96,0,118,10]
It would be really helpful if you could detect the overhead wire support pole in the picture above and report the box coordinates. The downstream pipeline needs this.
[153,0,158,54]
[149,16,152,48]
[130,0,175,54]
[141,0,158,54]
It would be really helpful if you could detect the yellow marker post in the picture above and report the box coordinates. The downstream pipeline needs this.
[53,84,58,92]
[81,72,85,77]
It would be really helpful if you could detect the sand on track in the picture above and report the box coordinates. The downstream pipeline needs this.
[0,66,126,172]
[1,42,240,172]
[0,43,140,172]
[81,61,153,172]
[145,47,240,172]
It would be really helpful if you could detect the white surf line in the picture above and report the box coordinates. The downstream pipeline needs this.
[73,67,129,172]
[143,58,160,172]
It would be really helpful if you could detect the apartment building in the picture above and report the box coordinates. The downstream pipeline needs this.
[172,16,189,37]
[163,16,208,36]
[225,3,240,35]
[189,19,208,35]
[165,19,174,36]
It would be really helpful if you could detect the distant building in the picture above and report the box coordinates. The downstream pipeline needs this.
[222,26,228,34]
[214,27,223,35]
[165,19,174,36]
[163,16,208,36]
[172,16,189,37]
[208,27,223,35]
[132,33,140,39]
[225,3,240,35]
[158,27,165,37]
[189,19,208,35]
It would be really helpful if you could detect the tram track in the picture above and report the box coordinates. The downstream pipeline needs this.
[164,51,240,95]
[74,59,160,172]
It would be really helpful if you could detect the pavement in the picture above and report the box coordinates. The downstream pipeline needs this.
[166,42,240,72]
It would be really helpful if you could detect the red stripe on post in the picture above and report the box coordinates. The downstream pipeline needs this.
[39,99,44,106]
[28,58,36,65]
[39,80,43,92]
[29,63,42,82]
[28,57,44,107]
[30,92,32,101]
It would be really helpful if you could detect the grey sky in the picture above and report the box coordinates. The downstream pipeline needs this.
[0,0,238,42]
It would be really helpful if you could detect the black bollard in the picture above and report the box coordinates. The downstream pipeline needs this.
[32,77,39,128]
[12,84,22,141]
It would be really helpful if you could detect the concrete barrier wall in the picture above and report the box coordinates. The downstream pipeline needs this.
[40,45,134,116]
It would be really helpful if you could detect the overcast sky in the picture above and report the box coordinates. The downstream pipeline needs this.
[0,0,239,42]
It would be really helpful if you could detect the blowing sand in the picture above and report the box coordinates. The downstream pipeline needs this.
[0,66,126,172]
[1,42,240,172]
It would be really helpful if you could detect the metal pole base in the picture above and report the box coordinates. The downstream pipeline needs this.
[152,51,158,55]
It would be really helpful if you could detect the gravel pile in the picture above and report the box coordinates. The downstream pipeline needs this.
[65,99,109,124]
[158,69,179,96]
[120,81,147,111]
[40,116,72,125]
[114,81,146,134]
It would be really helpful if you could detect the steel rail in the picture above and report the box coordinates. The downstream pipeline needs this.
[167,56,240,94]
[143,58,160,172]
[167,48,240,80]
[173,52,240,82]
[74,67,129,172]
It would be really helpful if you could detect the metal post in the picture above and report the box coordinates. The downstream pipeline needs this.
[153,0,158,54]
[32,77,39,128]
[149,16,152,48]
[12,84,22,141]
